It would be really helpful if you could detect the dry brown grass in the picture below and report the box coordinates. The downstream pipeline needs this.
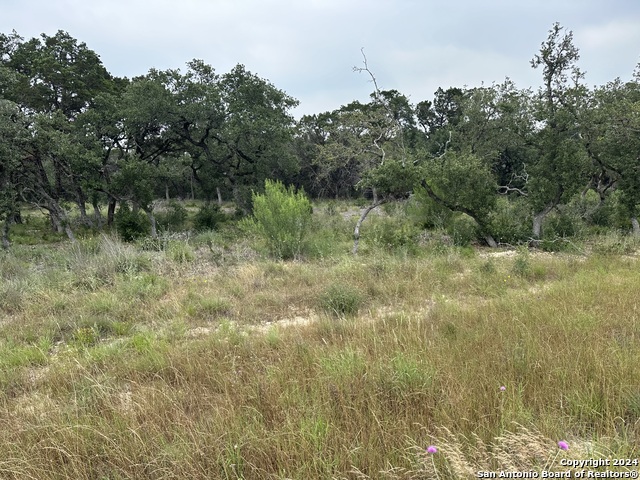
[0,237,639,478]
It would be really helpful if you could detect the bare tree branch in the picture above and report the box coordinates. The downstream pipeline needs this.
[353,48,407,166]
[498,165,529,196]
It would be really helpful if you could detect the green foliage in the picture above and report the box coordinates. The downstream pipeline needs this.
[166,241,195,263]
[591,231,640,255]
[114,203,149,242]
[359,160,421,197]
[367,216,422,253]
[193,203,226,231]
[418,152,498,242]
[423,153,497,219]
[543,209,584,239]
[318,283,363,317]
[251,179,312,259]
[406,189,451,230]
[511,248,532,278]
[445,213,479,246]
[488,197,532,245]
[156,201,188,231]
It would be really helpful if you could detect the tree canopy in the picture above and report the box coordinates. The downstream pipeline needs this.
[1,24,639,248]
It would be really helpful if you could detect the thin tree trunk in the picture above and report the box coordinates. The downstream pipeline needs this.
[76,200,92,227]
[92,199,103,229]
[216,187,223,206]
[76,188,92,227]
[632,217,640,236]
[63,223,76,243]
[2,219,11,250]
[532,213,544,240]
[107,198,116,227]
[144,208,158,239]
[165,184,170,201]
[352,198,388,255]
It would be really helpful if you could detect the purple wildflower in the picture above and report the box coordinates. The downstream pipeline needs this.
[558,441,569,451]
[427,445,438,454]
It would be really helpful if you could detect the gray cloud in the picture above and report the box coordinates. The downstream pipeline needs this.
[2,0,639,116]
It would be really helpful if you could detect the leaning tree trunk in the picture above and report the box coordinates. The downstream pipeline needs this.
[352,198,388,255]
[49,206,63,233]
[143,207,158,239]
[483,234,498,248]
[46,199,76,243]
[532,203,556,240]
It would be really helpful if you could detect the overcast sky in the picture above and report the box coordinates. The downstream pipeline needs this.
[2,0,640,117]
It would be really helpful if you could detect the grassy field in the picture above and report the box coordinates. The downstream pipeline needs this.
[0,205,639,479]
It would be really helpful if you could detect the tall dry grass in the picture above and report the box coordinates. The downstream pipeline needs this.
[0,232,638,478]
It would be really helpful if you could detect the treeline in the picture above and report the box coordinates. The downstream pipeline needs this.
[1,23,639,248]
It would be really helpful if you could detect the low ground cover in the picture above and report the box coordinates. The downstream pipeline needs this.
[0,204,638,479]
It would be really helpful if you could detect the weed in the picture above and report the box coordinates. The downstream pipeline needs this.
[166,241,195,263]
[511,247,532,278]
[318,283,363,317]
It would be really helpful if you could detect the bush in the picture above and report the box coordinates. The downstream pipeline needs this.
[488,197,531,245]
[114,203,149,242]
[193,203,226,231]
[446,214,478,246]
[156,201,188,231]
[591,231,640,255]
[319,283,363,317]
[543,209,584,239]
[166,241,195,263]
[369,217,421,252]
[511,248,532,278]
[251,180,313,259]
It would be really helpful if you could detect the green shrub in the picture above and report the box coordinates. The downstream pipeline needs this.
[325,201,338,216]
[166,241,195,263]
[251,180,313,259]
[156,201,188,231]
[369,217,421,252]
[511,247,533,278]
[488,197,531,245]
[543,209,583,239]
[193,203,226,231]
[591,231,640,255]
[114,203,149,242]
[406,189,451,230]
[446,214,478,246]
[319,283,363,317]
